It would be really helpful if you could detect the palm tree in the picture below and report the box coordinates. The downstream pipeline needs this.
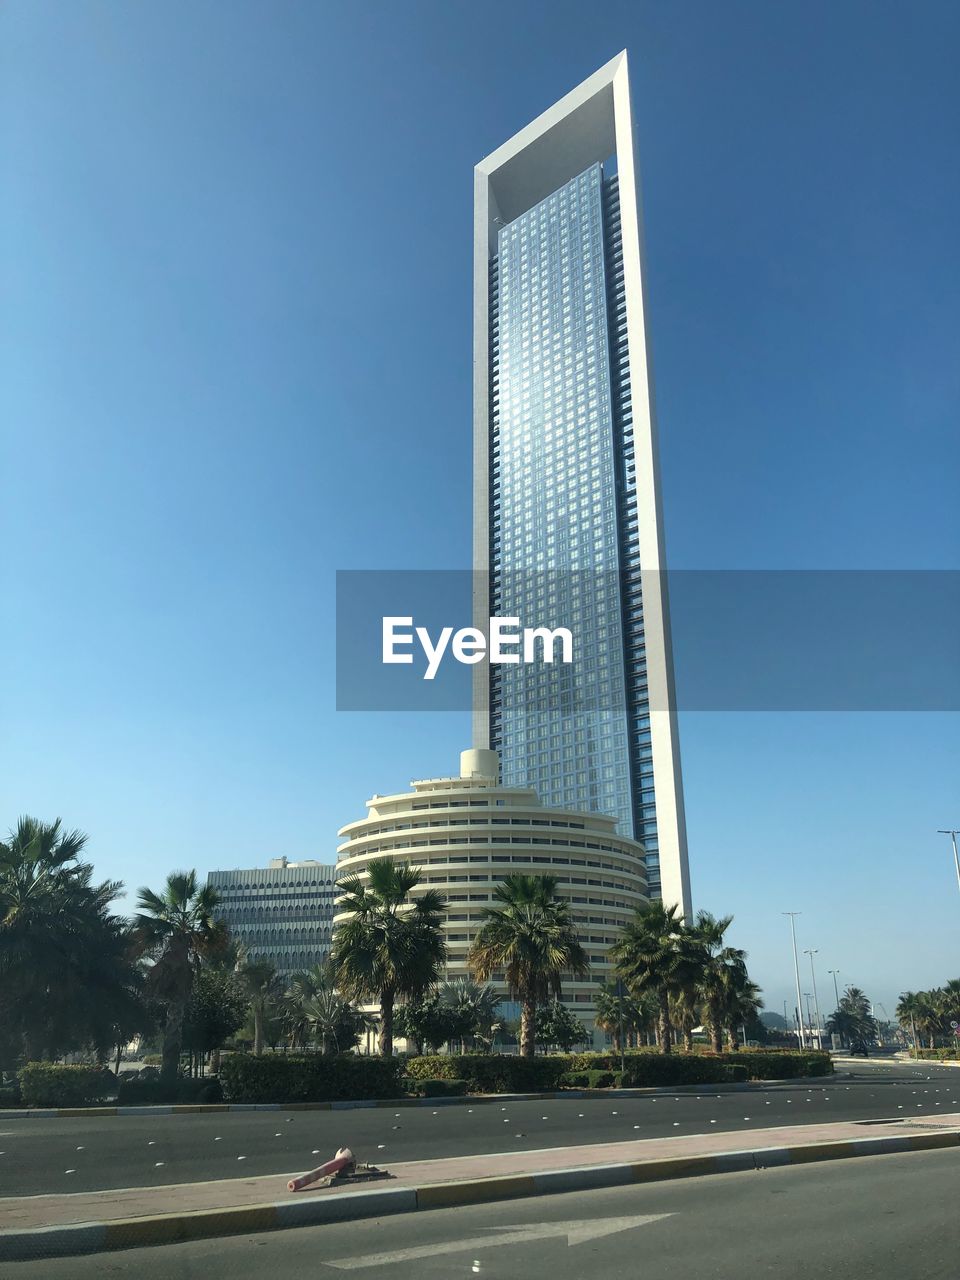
[896,991,924,1052]
[722,974,764,1049]
[330,859,447,1057]
[594,981,649,1053]
[610,901,685,1054]
[133,871,227,1083]
[826,985,876,1048]
[0,817,135,1063]
[297,978,374,1056]
[241,960,282,1056]
[691,912,748,1054]
[283,964,328,1050]
[468,874,588,1058]
[438,978,502,1051]
[942,979,960,1025]
[900,990,945,1050]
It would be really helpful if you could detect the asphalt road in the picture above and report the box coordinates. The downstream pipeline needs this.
[6,1143,958,1279]
[1,1059,957,1197]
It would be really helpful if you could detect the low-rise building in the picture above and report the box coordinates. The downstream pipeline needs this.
[207,857,336,975]
[335,748,649,1044]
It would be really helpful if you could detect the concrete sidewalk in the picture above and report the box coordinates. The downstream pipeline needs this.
[2,1112,958,1260]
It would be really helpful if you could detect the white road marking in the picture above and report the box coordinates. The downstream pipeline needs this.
[325,1214,673,1269]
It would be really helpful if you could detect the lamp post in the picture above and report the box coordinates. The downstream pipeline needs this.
[804,950,823,1049]
[783,913,806,1049]
[937,830,960,897]
[827,969,841,1010]
[804,992,814,1034]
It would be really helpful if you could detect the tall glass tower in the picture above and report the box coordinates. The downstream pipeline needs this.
[472,52,691,915]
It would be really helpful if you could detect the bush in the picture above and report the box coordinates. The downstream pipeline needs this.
[727,1051,833,1079]
[405,1055,568,1093]
[559,1068,622,1089]
[721,1063,749,1082]
[220,1053,404,1104]
[912,1049,960,1061]
[409,1077,469,1097]
[620,1056,735,1087]
[560,1071,590,1088]
[18,1063,115,1107]
[0,1080,22,1107]
[116,1076,224,1106]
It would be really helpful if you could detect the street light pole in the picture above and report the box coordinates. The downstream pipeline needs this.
[827,969,841,1010]
[783,913,806,1049]
[804,992,814,1033]
[804,949,823,1049]
[937,830,960,897]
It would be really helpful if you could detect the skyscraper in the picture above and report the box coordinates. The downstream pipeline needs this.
[472,52,691,915]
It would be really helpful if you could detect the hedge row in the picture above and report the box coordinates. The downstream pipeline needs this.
[404,1054,569,1093]
[403,1077,469,1097]
[14,1049,833,1108]
[220,1053,403,1103]
[116,1077,224,1105]
[562,1050,832,1081]
[17,1063,115,1107]
[911,1049,960,1061]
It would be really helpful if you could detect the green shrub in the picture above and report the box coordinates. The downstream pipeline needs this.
[220,1053,403,1104]
[560,1071,590,1088]
[116,1076,224,1106]
[726,1051,833,1079]
[17,1063,115,1107]
[412,1077,469,1097]
[721,1064,749,1082]
[0,1080,22,1107]
[559,1068,622,1089]
[620,1056,734,1087]
[912,1049,960,1061]
[405,1055,568,1093]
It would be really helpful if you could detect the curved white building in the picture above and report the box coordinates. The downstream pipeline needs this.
[335,749,648,1041]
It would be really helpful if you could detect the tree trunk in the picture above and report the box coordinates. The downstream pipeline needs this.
[253,1004,264,1057]
[114,1042,123,1075]
[161,1000,185,1084]
[658,989,671,1055]
[520,998,537,1059]
[380,989,395,1058]
[683,1026,694,1053]
[709,1001,723,1054]
[210,1047,221,1075]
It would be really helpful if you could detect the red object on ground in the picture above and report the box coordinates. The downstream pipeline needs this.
[287,1147,355,1192]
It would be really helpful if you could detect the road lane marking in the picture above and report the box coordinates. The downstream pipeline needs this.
[325,1214,674,1269]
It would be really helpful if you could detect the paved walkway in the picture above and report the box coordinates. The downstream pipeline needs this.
[5,1112,958,1233]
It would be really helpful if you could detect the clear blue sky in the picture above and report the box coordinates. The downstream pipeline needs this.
[1,1,957,1023]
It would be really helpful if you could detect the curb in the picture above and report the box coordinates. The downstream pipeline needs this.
[1,1125,956,1262]
[0,1075,840,1121]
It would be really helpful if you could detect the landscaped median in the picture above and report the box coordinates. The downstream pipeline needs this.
[4,1049,834,1113]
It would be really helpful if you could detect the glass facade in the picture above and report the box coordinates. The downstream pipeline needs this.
[488,162,662,895]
